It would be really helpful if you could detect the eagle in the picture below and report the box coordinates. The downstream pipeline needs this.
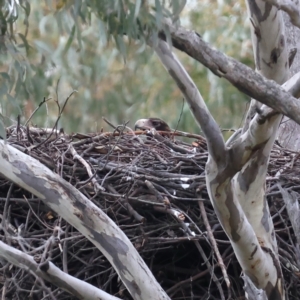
[134,117,206,150]
[134,118,171,132]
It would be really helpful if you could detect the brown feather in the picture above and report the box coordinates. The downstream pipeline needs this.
[134,118,171,132]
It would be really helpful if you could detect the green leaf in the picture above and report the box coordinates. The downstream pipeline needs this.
[136,40,146,54]
[63,25,76,55]
[0,116,6,141]
[134,0,141,19]
[18,33,31,55]
[34,40,53,55]
[74,0,83,16]
[155,0,163,28]
[6,93,21,114]
[171,0,186,19]
[98,19,108,45]
[0,83,8,96]
[72,1,83,51]
[115,35,127,60]
[0,72,10,82]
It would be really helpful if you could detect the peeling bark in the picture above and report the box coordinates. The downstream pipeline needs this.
[2,2,300,299]
[264,0,300,29]
[277,5,300,150]
[0,241,121,300]
[153,35,297,299]
[239,3,289,298]
[152,3,300,296]
[160,21,300,125]
[153,40,225,164]
[0,141,170,300]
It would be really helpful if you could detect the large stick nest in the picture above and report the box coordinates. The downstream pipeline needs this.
[1,124,300,299]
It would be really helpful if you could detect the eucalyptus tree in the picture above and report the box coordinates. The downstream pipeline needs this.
[1,1,300,300]
[0,0,250,133]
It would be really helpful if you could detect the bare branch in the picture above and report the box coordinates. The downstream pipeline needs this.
[265,0,300,29]
[198,200,231,292]
[24,97,52,126]
[69,144,104,192]
[0,141,170,300]
[160,22,300,125]
[0,241,121,300]
[232,72,300,162]
[153,39,226,163]
[204,4,291,298]
[206,167,283,298]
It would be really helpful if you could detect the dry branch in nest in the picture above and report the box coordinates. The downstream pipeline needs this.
[0,123,300,300]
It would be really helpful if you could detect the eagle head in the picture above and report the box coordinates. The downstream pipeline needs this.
[134,118,171,132]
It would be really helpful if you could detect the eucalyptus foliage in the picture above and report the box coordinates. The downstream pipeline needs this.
[0,0,251,134]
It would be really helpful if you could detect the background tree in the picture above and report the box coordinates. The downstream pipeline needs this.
[0,0,251,134]
[1,1,300,299]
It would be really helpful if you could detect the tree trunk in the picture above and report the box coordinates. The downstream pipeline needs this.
[153,36,300,299]
[277,11,300,150]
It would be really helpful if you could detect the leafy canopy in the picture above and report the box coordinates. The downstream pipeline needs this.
[0,0,250,134]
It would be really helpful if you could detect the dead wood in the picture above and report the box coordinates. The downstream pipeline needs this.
[0,125,299,299]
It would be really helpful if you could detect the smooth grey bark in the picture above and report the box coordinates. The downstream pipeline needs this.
[153,2,300,298]
[0,140,170,300]
[277,8,300,150]
[3,2,300,299]
[240,2,288,298]
[152,39,225,164]
[153,38,300,299]
[0,241,121,300]
[160,21,300,125]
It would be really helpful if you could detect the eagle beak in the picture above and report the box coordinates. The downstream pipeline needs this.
[134,119,148,131]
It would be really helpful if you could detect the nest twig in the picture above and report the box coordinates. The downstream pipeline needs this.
[0,124,299,300]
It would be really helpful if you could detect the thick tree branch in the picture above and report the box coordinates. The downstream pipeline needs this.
[265,0,300,29]
[160,22,300,125]
[232,72,300,162]
[0,241,121,300]
[206,164,281,297]
[242,0,289,132]
[153,39,226,163]
[208,3,290,298]
[0,141,170,300]
[152,39,280,295]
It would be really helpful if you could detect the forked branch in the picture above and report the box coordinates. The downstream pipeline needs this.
[153,40,225,163]
[0,141,170,300]
[160,22,300,125]
[265,0,300,28]
[0,241,121,300]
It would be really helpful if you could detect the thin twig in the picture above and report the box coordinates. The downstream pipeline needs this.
[25,97,52,126]
[199,200,231,294]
